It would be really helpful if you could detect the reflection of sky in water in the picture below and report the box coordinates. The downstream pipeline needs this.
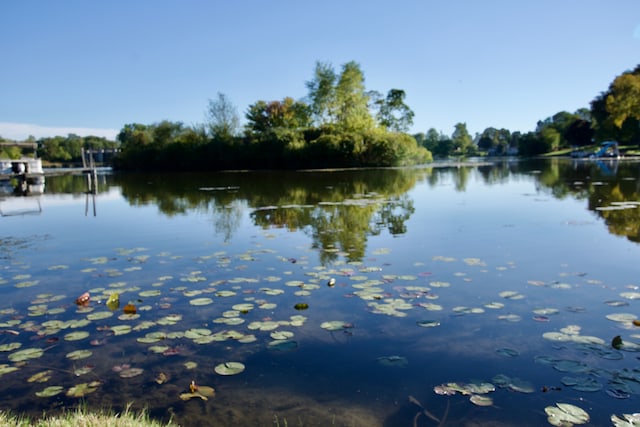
[2,165,640,426]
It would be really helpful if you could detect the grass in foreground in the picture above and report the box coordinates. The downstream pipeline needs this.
[0,404,177,427]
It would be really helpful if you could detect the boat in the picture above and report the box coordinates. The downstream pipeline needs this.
[0,143,45,195]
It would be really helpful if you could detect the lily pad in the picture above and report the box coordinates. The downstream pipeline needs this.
[35,386,64,397]
[8,347,44,362]
[611,413,640,427]
[189,297,213,306]
[28,370,53,383]
[66,349,93,360]
[0,364,19,376]
[119,367,144,378]
[320,320,350,331]
[86,311,114,321]
[0,343,22,352]
[545,402,589,426]
[64,331,90,341]
[214,362,245,375]
[67,381,100,397]
[470,394,493,406]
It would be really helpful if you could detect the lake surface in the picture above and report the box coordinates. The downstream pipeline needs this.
[1,158,640,426]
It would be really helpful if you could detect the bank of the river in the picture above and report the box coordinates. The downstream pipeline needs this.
[0,405,176,427]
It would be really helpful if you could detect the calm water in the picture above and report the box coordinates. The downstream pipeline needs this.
[1,159,640,426]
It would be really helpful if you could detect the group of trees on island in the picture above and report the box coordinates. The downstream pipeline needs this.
[1,62,638,169]
[114,61,431,171]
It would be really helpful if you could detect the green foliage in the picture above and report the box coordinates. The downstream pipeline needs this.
[37,134,118,164]
[306,62,338,126]
[451,123,476,156]
[375,89,415,132]
[115,60,430,171]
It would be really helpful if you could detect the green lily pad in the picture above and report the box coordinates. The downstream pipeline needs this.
[86,311,113,321]
[470,394,493,406]
[611,413,640,427]
[66,350,92,360]
[139,290,162,297]
[0,343,22,352]
[8,347,44,362]
[119,367,144,378]
[545,402,589,426]
[320,320,349,331]
[214,362,245,375]
[28,370,53,383]
[270,330,294,340]
[36,386,64,397]
[111,325,132,336]
[0,364,19,376]
[64,331,89,341]
[189,297,213,306]
[67,381,100,397]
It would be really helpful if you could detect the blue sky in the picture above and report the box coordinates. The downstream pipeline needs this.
[1,1,639,141]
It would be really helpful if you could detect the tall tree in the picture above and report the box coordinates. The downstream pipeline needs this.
[206,92,240,141]
[305,62,337,126]
[334,61,375,132]
[451,123,474,155]
[376,89,414,132]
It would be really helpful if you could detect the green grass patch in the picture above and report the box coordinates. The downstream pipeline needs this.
[0,403,176,427]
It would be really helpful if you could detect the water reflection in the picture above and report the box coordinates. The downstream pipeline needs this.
[29,159,640,246]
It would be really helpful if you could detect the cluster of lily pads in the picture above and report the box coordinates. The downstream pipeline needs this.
[1,239,640,426]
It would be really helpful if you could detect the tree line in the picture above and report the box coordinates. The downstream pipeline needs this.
[2,62,638,166]
[114,61,430,171]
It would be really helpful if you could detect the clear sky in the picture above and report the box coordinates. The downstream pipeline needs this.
[1,1,639,141]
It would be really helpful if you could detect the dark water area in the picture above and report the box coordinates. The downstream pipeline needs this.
[1,158,640,426]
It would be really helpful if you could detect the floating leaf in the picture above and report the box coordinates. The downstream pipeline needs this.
[214,362,245,376]
[0,364,19,376]
[611,413,640,427]
[545,402,589,426]
[184,361,198,370]
[270,330,294,340]
[66,382,100,397]
[86,311,113,321]
[111,324,132,336]
[0,343,21,352]
[28,370,53,383]
[35,386,64,397]
[66,350,92,360]
[189,297,213,306]
[119,367,144,378]
[470,394,493,406]
[320,320,350,331]
[139,290,161,297]
[8,347,44,362]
